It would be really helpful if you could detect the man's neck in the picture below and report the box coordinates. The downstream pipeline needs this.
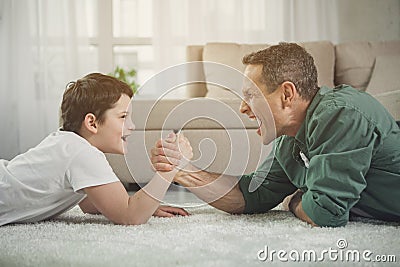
[284,99,311,137]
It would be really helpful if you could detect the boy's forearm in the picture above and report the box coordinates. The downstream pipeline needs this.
[126,170,177,225]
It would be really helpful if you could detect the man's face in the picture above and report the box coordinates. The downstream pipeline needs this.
[95,94,135,154]
[240,64,281,145]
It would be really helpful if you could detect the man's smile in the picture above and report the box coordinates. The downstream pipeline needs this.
[248,114,262,136]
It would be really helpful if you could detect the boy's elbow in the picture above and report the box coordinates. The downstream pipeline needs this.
[112,214,149,226]
[81,209,101,215]
[124,218,148,226]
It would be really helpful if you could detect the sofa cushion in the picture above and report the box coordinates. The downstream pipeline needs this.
[365,55,400,120]
[366,55,400,95]
[203,43,267,98]
[185,45,208,97]
[372,92,400,120]
[335,40,400,91]
[131,98,258,130]
[202,41,335,98]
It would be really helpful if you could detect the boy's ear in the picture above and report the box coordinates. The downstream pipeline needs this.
[83,113,98,134]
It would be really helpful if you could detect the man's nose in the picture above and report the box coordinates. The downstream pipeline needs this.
[240,100,250,114]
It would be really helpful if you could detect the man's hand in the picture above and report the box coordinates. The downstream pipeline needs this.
[281,189,301,211]
[151,132,245,214]
[282,190,319,227]
[153,205,190,217]
[151,132,193,172]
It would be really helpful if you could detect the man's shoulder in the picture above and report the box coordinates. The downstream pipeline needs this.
[312,85,390,125]
[318,85,382,111]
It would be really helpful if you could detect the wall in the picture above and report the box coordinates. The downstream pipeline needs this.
[336,0,400,42]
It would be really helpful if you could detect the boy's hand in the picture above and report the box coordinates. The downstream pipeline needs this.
[151,133,182,171]
[151,132,193,172]
[176,132,194,168]
[153,205,190,217]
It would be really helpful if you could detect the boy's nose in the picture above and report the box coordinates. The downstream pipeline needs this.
[128,121,135,131]
[125,120,135,131]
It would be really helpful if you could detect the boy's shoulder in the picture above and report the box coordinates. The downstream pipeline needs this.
[39,130,99,157]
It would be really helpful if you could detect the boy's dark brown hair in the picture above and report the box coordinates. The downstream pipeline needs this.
[242,42,318,100]
[61,73,133,134]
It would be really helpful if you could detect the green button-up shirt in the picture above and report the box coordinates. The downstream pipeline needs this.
[239,85,400,227]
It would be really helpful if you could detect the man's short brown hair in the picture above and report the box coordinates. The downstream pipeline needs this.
[242,42,318,100]
[61,73,133,133]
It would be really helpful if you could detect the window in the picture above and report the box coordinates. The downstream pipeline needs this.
[89,0,155,95]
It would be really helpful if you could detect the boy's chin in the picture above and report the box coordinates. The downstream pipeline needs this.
[101,147,126,155]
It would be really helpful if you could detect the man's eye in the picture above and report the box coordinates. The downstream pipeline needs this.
[121,115,127,119]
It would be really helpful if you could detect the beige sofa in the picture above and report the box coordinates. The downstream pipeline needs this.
[109,40,400,184]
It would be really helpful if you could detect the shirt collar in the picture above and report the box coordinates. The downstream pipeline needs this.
[294,86,330,146]
[291,86,331,166]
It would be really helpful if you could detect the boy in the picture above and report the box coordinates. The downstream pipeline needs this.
[0,73,189,226]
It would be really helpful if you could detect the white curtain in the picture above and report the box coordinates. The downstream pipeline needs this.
[152,0,339,71]
[0,0,95,160]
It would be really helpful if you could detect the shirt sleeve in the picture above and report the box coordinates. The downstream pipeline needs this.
[239,146,297,214]
[66,146,120,192]
[302,105,378,227]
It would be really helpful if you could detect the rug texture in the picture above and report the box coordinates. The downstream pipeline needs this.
[0,203,399,267]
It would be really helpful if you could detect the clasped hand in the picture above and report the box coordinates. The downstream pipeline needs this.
[151,132,193,172]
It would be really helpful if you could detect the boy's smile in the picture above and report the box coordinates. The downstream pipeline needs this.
[92,94,135,154]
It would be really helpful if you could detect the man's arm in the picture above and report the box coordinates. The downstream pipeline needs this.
[152,133,297,215]
[174,165,246,214]
[151,133,246,214]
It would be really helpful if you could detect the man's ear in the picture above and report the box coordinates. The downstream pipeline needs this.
[82,113,98,134]
[280,81,297,107]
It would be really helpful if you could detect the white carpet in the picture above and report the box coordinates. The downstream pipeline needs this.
[0,196,399,267]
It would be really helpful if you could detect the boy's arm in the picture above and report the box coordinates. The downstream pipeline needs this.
[81,133,191,225]
[79,196,101,214]
[82,170,186,225]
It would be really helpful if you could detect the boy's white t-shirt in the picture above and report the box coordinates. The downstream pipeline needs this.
[0,130,120,226]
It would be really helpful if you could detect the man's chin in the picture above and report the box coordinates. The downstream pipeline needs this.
[260,133,275,145]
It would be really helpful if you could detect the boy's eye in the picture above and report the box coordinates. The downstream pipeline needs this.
[121,115,127,119]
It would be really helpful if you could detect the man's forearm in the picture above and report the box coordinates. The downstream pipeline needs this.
[174,165,245,214]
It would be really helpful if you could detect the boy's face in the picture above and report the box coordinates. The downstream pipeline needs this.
[94,93,134,154]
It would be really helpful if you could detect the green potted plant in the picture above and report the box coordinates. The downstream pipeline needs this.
[108,66,139,94]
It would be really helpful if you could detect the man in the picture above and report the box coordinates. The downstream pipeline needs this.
[151,43,400,227]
